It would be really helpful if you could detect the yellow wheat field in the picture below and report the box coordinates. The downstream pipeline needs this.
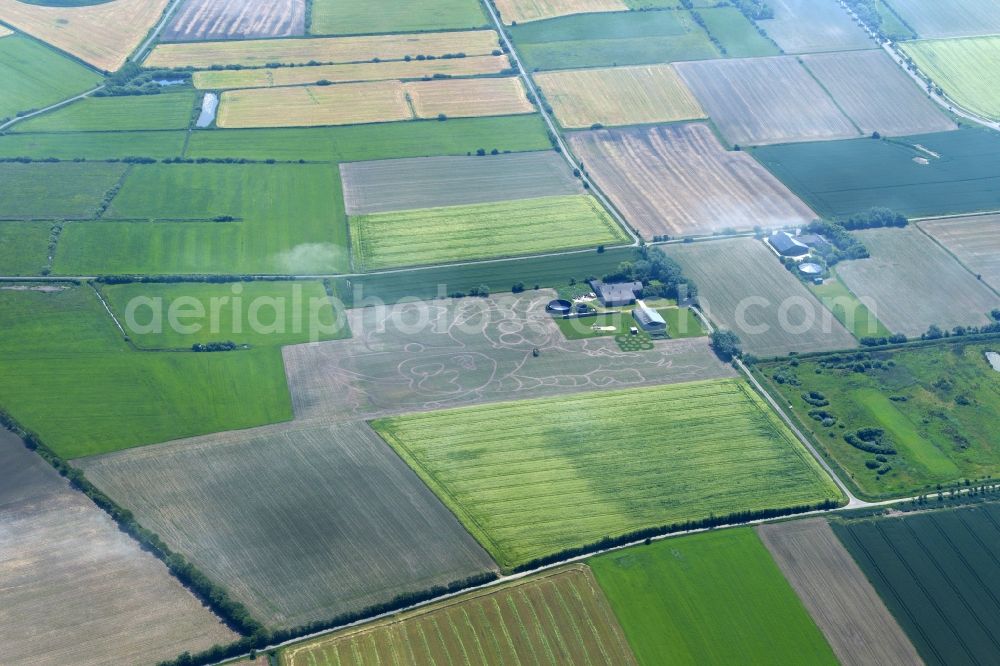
[0,0,169,71]
[193,54,511,90]
[406,77,534,119]
[536,64,706,128]
[146,30,501,68]
[494,0,626,24]
[217,81,412,128]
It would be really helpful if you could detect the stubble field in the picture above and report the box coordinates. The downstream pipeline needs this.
[535,63,705,128]
[341,151,581,214]
[350,194,627,270]
[757,518,922,666]
[759,0,874,53]
[568,124,816,238]
[406,76,535,119]
[217,81,411,128]
[920,215,1000,291]
[162,0,304,41]
[0,431,236,666]
[0,35,101,121]
[0,0,170,71]
[901,36,1000,121]
[496,0,627,24]
[79,420,498,630]
[280,565,636,666]
[373,378,842,568]
[676,56,860,146]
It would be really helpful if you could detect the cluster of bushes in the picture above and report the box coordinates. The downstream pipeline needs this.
[801,391,829,407]
[730,0,774,20]
[710,330,742,362]
[842,0,915,41]
[448,284,491,299]
[602,246,697,301]
[98,62,191,97]
[804,220,869,265]
[771,365,801,386]
[923,321,1000,340]
[845,427,897,456]
[837,207,908,230]
[859,333,908,347]
[191,342,238,352]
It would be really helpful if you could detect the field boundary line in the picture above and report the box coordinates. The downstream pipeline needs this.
[0,85,106,133]
[912,221,1000,298]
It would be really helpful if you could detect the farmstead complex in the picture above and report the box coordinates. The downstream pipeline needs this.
[1,0,998,665]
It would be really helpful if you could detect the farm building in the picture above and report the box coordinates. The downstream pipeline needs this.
[796,233,832,253]
[590,280,643,306]
[633,300,667,333]
[769,231,809,257]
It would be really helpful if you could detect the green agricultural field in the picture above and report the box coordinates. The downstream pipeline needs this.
[279,565,637,665]
[12,90,197,132]
[756,340,1000,499]
[555,307,705,341]
[833,503,1000,665]
[0,285,292,459]
[752,128,1000,218]
[350,195,628,271]
[0,222,51,275]
[185,115,552,162]
[589,529,837,665]
[0,162,126,220]
[310,0,488,35]
[902,37,1000,121]
[510,10,719,71]
[810,271,892,341]
[372,378,843,568]
[100,281,349,349]
[0,34,102,122]
[0,131,187,160]
[698,6,780,58]
[55,162,349,275]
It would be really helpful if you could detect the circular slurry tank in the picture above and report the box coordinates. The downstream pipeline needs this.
[546,299,572,314]
[799,262,823,275]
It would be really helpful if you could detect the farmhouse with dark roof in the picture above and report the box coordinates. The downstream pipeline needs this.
[589,280,643,307]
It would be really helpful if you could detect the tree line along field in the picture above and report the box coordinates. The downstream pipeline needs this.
[372,378,842,569]
[902,36,1000,121]
[832,503,1000,665]
[144,30,501,68]
[0,430,238,665]
[920,215,1000,292]
[12,90,199,133]
[192,54,511,90]
[535,63,705,129]
[350,194,627,271]
[835,227,999,337]
[567,124,815,239]
[0,0,170,71]
[310,0,488,36]
[0,285,292,459]
[0,34,101,122]
[162,0,305,42]
[758,0,874,54]
[751,127,1000,218]
[589,528,838,665]
[886,0,1000,38]
[756,340,1000,500]
[279,564,637,665]
[340,152,583,215]
[667,238,858,357]
[54,162,351,276]
[79,420,498,630]
[756,519,923,666]
[216,77,535,128]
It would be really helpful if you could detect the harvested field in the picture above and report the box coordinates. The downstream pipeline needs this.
[162,0,304,42]
[567,124,815,238]
[350,195,627,270]
[834,504,1000,665]
[373,378,842,568]
[144,30,501,68]
[406,76,535,119]
[760,0,874,54]
[751,128,1000,218]
[280,565,636,666]
[801,49,956,136]
[341,151,581,214]
[836,227,998,337]
[192,54,511,89]
[0,0,170,71]
[901,37,1000,121]
[885,0,1000,38]
[310,0,488,35]
[676,56,860,146]
[216,81,410,128]
[0,430,237,666]
[535,64,705,128]
[0,162,126,220]
[668,238,858,357]
[920,215,1000,291]
[282,291,737,422]
[758,519,922,666]
[0,34,102,121]
[590,528,838,665]
[13,91,197,133]
[79,420,497,629]
[495,0,627,24]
